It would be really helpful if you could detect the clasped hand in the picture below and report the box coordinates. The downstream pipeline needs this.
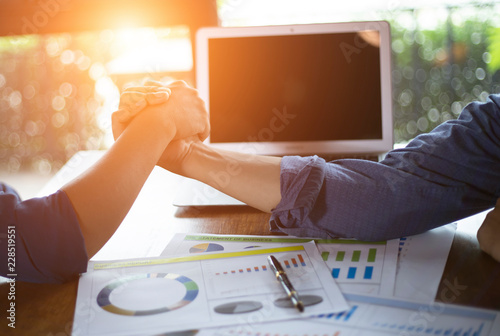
[112,80,209,172]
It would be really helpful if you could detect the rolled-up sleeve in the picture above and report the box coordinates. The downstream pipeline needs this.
[269,155,328,238]
[0,183,88,283]
[271,94,500,241]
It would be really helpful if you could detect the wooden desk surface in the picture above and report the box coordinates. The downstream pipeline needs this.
[1,151,499,335]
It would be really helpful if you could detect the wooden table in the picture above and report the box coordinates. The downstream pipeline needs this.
[1,151,499,335]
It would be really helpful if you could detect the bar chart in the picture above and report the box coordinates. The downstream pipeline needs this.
[161,234,399,297]
[76,244,349,336]
[317,305,359,321]
[208,296,498,336]
[314,295,497,336]
[204,251,322,299]
[215,320,358,336]
[318,241,386,284]
[214,254,306,276]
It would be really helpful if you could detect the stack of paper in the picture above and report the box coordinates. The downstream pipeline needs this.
[73,224,500,336]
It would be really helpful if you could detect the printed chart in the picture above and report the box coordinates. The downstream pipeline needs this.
[316,239,398,296]
[96,273,198,316]
[190,243,224,253]
[161,234,311,256]
[73,243,348,336]
[212,253,306,276]
[162,234,399,296]
[326,247,378,280]
[199,319,390,336]
[315,294,499,336]
[201,294,500,336]
[204,251,321,299]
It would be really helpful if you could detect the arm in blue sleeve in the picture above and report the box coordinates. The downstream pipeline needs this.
[0,183,88,283]
[270,94,500,241]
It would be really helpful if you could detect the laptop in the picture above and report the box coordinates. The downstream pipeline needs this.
[174,21,393,206]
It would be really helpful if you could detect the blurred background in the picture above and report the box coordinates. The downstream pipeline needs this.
[0,0,499,197]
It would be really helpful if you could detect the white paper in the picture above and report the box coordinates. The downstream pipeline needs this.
[394,223,456,301]
[316,239,398,297]
[200,294,500,336]
[162,233,399,297]
[73,242,348,336]
[198,318,390,336]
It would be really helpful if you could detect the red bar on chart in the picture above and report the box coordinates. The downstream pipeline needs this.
[298,254,306,266]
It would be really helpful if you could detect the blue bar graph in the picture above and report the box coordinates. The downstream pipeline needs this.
[326,295,494,336]
[347,267,356,279]
[345,305,357,320]
[364,266,373,279]
[372,321,485,336]
[474,323,484,336]
[399,237,407,255]
[330,266,376,281]
[321,306,358,322]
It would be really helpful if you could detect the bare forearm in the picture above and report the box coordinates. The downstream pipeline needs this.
[183,143,282,212]
[477,199,500,262]
[62,118,174,258]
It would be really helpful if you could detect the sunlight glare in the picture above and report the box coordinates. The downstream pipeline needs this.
[105,27,192,74]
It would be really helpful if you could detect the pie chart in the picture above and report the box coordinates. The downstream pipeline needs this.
[274,295,323,309]
[214,301,263,314]
[189,243,224,253]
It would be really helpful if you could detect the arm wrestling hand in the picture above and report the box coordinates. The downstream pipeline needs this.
[114,81,210,142]
[113,86,171,140]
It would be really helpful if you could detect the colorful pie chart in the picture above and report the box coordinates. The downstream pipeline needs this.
[189,243,224,253]
[97,273,198,316]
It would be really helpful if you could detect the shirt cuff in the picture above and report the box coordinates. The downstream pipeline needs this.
[270,155,330,238]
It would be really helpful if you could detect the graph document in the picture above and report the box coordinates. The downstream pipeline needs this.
[200,294,500,336]
[73,242,348,335]
[162,233,398,296]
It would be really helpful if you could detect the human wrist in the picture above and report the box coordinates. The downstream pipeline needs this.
[126,108,176,149]
[181,142,212,179]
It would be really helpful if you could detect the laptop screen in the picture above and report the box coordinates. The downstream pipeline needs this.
[197,22,393,155]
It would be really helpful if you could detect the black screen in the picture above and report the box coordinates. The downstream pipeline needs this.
[208,31,383,143]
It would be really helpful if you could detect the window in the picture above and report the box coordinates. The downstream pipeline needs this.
[0,26,192,173]
[219,0,500,143]
[1,0,499,174]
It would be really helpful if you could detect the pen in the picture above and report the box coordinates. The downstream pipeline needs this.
[267,255,304,312]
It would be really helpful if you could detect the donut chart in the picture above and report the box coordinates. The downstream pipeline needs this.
[97,273,198,316]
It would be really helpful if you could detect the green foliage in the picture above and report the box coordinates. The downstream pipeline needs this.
[0,5,499,171]
[0,35,39,53]
[487,27,500,74]
[387,11,499,143]
[0,34,106,172]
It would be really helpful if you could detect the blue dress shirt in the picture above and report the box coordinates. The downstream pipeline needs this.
[270,94,500,240]
[1,95,499,283]
[0,184,87,283]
